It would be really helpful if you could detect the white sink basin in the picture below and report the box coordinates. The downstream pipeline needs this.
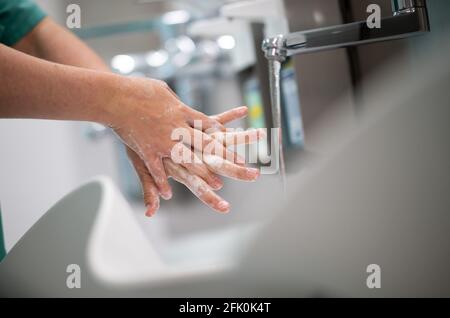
[0,176,262,296]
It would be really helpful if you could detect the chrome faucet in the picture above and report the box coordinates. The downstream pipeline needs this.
[262,0,430,62]
[262,0,429,183]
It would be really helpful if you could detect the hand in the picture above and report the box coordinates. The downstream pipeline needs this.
[127,106,266,216]
[107,77,241,200]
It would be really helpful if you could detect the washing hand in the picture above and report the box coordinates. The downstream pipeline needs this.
[126,106,266,216]
[105,77,244,200]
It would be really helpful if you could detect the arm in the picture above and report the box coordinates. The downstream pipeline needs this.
[13,17,110,72]
[0,43,114,122]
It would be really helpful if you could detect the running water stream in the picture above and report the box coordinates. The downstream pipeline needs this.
[267,59,286,191]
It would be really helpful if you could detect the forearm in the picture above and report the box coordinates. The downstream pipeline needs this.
[0,43,118,123]
[13,17,109,72]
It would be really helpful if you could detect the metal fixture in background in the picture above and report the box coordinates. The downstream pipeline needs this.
[262,0,430,184]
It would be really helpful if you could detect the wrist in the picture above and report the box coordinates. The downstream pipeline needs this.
[91,72,129,127]
[98,76,165,128]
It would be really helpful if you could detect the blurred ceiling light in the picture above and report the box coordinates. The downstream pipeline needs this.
[145,50,169,67]
[217,35,236,50]
[176,35,196,54]
[172,52,191,68]
[111,55,136,74]
[161,10,190,25]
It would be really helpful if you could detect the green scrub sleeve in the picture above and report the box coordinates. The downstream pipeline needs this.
[0,0,47,46]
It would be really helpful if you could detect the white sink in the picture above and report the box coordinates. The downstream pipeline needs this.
[0,176,262,296]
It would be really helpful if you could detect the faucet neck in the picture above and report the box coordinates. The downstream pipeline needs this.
[262,35,287,62]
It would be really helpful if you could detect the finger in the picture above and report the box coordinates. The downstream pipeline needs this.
[185,107,226,133]
[127,148,160,216]
[142,178,160,217]
[185,128,245,164]
[143,154,172,200]
[210,128,266,147]
[171,144,223,190]
[203,155,260,182]
[164,159,230,213]
[211,106,248,125]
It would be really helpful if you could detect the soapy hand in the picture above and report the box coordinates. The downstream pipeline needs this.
[126,106,266,216]
[107,77,242,200]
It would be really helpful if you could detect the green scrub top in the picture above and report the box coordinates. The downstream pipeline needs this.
[0,0,46,46]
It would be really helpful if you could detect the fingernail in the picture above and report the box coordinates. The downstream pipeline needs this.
[218,201,230,212]
[145,203,158,217]
[161,191,172,200]
[212,182,223,190]
[146,198,159,217]
[247,168,260,180]
[212,177,223,190]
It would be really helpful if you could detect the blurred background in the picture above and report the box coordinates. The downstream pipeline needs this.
[0,0,449,255]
